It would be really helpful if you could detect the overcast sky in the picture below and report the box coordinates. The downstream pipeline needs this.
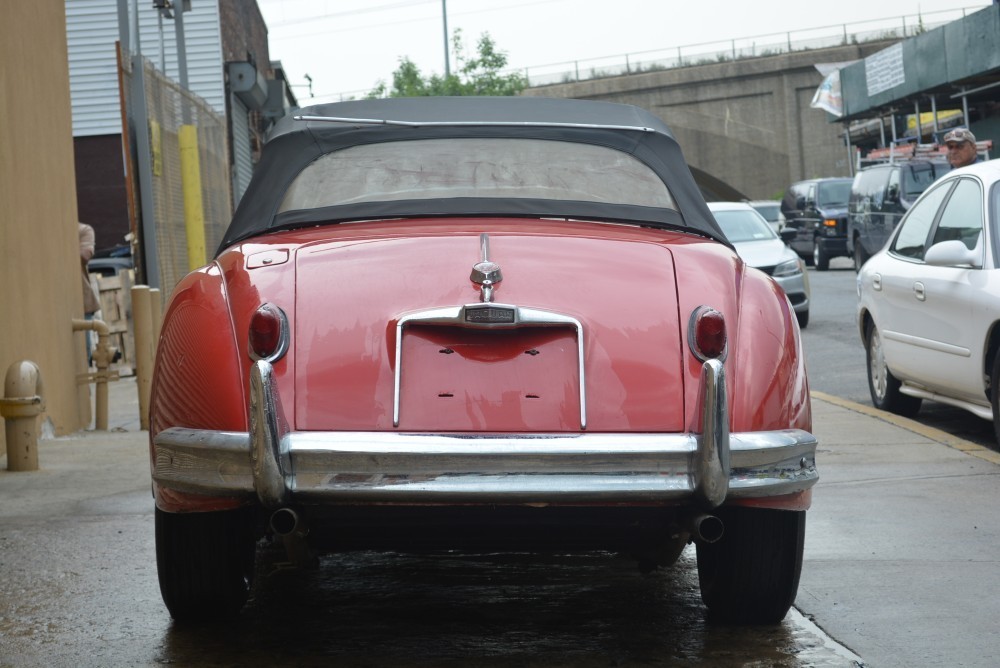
[256,1,990,103]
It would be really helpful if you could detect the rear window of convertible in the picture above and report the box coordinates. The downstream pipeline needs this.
[278,138,676,213]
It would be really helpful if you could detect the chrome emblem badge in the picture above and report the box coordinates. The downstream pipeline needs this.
[464,305,515,324]
[470,233,503,303]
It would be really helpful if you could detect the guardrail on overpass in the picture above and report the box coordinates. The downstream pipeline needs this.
[318,6,982,102]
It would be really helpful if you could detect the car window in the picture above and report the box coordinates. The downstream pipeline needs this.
[859,169,888,199]
[903,163,950,199]
[885,169,900,203]
[278,138,676,213]
[930,178,983,252]
[751,203,780,223]
[817,181,851,207]
[891,180,954,259]
[712,209,777,242]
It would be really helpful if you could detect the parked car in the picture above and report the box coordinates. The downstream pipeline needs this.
[780,177,853,270]
[87,255,133,278]
[857,159,1000,442]
[848,161,952,271]
[708,202,810,328]
[745,199,784,233]
[149,97,818,624]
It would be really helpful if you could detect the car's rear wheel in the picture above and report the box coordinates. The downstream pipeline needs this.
[813,240,830,271]
[796,309,809,329]
[865,321,922,417]
[696,507,805,624]
[155,507,256,622]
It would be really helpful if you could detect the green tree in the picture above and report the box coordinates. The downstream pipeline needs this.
[368,30,526,98]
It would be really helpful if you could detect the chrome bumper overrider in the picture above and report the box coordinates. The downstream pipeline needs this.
[152,360,818,510]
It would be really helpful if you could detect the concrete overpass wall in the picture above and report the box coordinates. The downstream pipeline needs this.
[522,41,897,200]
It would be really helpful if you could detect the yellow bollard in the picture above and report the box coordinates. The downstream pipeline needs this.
[0,361,45,471]
[132,285,154,430]
[179,125,207,271]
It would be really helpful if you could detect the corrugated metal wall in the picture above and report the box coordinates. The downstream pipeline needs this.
[66,0,225,137]
[230,95,253,203]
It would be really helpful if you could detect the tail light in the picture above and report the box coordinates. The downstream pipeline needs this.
[688,305,728,362]
[249,303,289,362]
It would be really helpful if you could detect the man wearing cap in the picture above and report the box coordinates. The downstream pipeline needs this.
[943,128,980,169]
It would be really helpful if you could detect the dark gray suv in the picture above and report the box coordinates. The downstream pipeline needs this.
[780,178,853,271]
[847,161,951,271]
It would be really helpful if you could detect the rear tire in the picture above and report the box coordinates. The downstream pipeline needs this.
[853,243,868,272]
[155,508,256,622]
[865,320,922,417]
[796,309,809,329]
[696,507,805,624]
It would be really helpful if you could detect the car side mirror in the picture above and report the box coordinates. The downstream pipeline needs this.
[923,239,981,268]
[779,228,798,244]
[795,196,806,210]
[886,185,899,203]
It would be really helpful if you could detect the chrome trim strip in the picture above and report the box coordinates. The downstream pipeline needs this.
[152,358,816,505]
[293,115,657,133]
[882,329,971,357]
[249,360,290,507]
[153,426,816,503]
[693,358,730,508]
[393,304,586,429]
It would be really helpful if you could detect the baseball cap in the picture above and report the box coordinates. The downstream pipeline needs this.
[943,128,976,145]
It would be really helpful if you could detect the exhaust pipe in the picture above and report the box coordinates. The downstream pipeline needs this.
[269,508,317,568]
[689,513,724,544]
[270,507,304,537]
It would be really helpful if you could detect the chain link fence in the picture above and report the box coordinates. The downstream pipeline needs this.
[120,52,232,296]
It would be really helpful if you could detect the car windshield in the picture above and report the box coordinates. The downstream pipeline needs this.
[750,203,780,223]
[278,137,676,213]
[816,181,851,207]
[712,208,777,243]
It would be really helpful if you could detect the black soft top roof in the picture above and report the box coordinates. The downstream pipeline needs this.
[219,96,728,253]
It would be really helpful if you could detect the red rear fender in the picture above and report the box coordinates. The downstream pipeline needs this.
[730,269,812,432]
[150,263,247,512]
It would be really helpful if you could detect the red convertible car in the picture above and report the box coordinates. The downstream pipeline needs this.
[149,97,817,624]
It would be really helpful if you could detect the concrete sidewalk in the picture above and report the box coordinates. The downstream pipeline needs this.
[2,377,999,666]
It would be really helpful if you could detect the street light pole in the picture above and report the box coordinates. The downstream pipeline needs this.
[442,0,450,77]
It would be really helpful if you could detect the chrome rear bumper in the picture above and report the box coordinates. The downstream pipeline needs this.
[152,360,818,510]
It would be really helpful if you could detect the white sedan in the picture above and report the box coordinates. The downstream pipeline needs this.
[709,201,810,328]
[857,159,1000,442]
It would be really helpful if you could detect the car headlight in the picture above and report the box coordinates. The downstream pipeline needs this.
[773,258,803,277]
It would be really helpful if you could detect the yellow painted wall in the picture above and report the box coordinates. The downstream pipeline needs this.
[0,0,89,456]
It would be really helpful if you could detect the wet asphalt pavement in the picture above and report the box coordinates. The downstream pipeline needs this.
[8,276,1000,668]
[0,383,863,668]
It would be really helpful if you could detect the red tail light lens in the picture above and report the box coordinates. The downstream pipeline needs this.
[249,303,288,361]
[689,305,727,362]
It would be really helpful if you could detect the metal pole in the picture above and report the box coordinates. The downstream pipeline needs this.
[914,99,921,142]
[116,0,130,54]
[130,0,160,289]
[442,0,450,78]
[930,95,939,136]
[173,2,189,90]
[845,131,854,177]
